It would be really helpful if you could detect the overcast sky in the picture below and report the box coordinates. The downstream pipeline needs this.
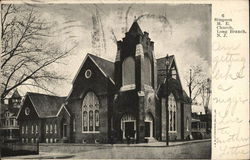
[17,3,211,98]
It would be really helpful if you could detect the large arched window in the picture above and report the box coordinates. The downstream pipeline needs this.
[122,57,135,86]
[168,93,177,132]
[82,92,100,133]
[144,56,152,86]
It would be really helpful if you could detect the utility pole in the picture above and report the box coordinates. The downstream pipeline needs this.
[165,55,170,146]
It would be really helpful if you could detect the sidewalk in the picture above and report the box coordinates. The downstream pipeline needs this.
[111,139,211,147]
[3,139,211,159]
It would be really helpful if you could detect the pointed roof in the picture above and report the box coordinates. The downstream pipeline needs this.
[71,53,115,85]
[128,21,143,36]
[88,54,114,81]
[25,92,66,118]
[11,90,21,99]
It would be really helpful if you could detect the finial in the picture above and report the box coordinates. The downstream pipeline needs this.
[134,16,137,22]
[166,54,170,66]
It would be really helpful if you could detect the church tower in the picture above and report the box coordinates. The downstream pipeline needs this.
[113,21,158,143]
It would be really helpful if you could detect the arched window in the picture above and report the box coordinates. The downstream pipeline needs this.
[144,56,152,86]
[186,118,189,131]
[31,125,34,134]
[54,124,57,134]
[95,110,99,131]
[82,92,100,132]
[83,111,87,131]
[168,93,177,132]
[35,125,38,134]
[89,111,93,131]
[122,57,135,86]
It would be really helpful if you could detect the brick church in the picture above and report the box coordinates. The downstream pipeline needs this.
[17,22,192,143]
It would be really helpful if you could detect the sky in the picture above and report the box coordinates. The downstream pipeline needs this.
[17,3,211,101]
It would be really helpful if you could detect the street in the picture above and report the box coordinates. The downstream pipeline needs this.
[3,141,211,159]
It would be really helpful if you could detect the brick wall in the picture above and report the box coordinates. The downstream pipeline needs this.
[67,57,113,143]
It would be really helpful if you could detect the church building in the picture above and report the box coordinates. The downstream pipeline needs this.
[17,22,192,144]
[65,21,192,143]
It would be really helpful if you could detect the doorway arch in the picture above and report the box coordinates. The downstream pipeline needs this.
[120,114,136,139]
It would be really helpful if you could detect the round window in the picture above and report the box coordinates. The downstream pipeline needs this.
[85,69,92,79]
[25,107,30,115]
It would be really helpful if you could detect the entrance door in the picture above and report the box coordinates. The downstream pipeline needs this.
[125,122,135,138]
[145,122,150,137]
[145,113,153,138]
[121,114,136,139]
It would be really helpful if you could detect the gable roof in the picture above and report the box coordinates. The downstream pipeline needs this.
[72,53,114,85]
[128,21,143,36]
[88,54,114,82]
[24,92,65,118]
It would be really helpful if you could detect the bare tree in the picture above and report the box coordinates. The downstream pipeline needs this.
[184,65,206,104]
[1,4,77,100]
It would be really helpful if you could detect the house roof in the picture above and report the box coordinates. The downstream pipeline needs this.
[11,90,21,99]
[8,107,19,116]
[27,92,66,118]
[88,54,114,82]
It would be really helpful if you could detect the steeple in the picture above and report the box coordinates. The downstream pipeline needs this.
[128,21,143,36]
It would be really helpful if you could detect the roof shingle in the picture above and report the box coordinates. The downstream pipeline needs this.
[27,92,65,118]
[88,54,114,82]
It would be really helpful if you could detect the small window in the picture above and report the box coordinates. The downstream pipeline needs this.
[46,124,49,134]
[50,124,53,134]
[25,125,28,134]
[35,125,38,134]
[85,69,92,78]
[25,107,30,115]
[54,124,57,134]
[31,125,34,134]
[73,119,76,132]
[22,126,24,134]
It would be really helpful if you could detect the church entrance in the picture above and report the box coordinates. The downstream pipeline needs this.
[121,114,136,139]
[125,122,135,138]
[145,113,153,138]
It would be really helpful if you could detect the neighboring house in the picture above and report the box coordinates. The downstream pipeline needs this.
[16,92,70,143]
[65,21,192,143]
[0,90,22,142]
[191,112,211,139]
